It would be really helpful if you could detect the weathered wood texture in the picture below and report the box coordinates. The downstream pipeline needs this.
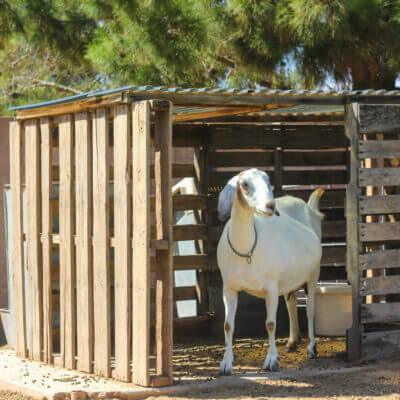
[75,112,93,373]
[25,119,43,362]
[59,114,75,369]
[153,103,173,385]
[361,248,400,270]
[345,102,362,361]
[359,222,400,242]
[92,108,111,377]
[362,330,400,360]
[360,276,400,296]
[40,117,53,363]
[10,120,27,358]
[113,104,132,382]
[358,104,400,133]
[132,101,151,387]
[359,195,400,214]
[361,302,400,323]
[359,168,400,186]
[359,140,400,158]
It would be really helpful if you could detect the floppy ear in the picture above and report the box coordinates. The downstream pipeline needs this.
[218,175,238,222]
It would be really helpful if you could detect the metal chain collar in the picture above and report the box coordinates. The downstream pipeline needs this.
[227,223,258,264]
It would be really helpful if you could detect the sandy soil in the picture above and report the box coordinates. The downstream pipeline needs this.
[3,337,400,399]
[173,337,347,380]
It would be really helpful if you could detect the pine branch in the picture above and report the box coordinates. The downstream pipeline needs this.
[31,79,83,95]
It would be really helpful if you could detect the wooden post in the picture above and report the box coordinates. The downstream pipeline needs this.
[132,101,151,386]
[92,108,111,378]
[75,111,93,373]
[40,117,53,363]
[10,120,27,358]
[153,102,173,385]
[25,119,43,362]
[59,114,75,369]
[274,147,283,197]
[193,147,209,317]
[345,102,362,361]
[113,104,132,382]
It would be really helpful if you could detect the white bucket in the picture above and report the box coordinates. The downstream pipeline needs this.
[314,283,352,336]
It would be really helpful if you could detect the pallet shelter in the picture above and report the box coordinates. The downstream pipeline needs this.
[8,86,400,386]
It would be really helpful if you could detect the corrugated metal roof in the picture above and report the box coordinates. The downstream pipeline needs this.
[9,85,400,111]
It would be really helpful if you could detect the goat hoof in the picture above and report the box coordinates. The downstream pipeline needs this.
[219,361,233,376]
[285,342,297,352]
[307,343,317,359]
[269,360,279,372]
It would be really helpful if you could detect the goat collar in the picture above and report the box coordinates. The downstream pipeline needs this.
[227,222,258,264]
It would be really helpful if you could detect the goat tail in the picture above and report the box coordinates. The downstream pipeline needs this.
[308,188,325,214]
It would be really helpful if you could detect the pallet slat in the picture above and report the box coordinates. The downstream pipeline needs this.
[59,114,75,369]
[10,121,27,358]
[113,104,132,382]
[359,140,400,159]
[361,302,400,323]
[40,117,53,363]
[360,276,400,296]
[208,170,347,187]
[359,195,400,215]
[75,111,93,373]
[92,108,111,377]
[132,101,151,387]
[361,248,400,270]
[25,119,43,362]
[153,103,173,384]
[359,168,400,186]
[359,222,400,242]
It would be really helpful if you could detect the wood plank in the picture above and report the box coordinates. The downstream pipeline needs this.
[345,102,361,361]
[361,248,400,270]
[172,194,208,211]
[58,114,75,369]
[359,168,400,186]
[10,120,27,358]
[153,104,173,383]
[359,195,400,214]
[360,276,400,296]
[208,169,347,187]
[173,255,209,270]
[208,151,274,168]
[172,124,348,148]
[208,149,347,168]
[358,104,400,133]
[40,117,53,363]
[361,302,400,323]
[173,224,207,241]
[113,104,132,382]
[16,93,124,120]
[25,119,43,362]
[92,108,111,377]
[359,222,400,242]
[174,286,197,301]
[75,111,93,373]
[132,101,151,387]
[359,140,400,159]
[362,330,400,360]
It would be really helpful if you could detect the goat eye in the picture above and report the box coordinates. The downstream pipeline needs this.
[241,181,249,190]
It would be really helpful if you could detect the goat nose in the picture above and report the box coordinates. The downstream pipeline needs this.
[266,200,275,211]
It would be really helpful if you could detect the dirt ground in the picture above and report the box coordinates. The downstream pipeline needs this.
[3,337,400,399]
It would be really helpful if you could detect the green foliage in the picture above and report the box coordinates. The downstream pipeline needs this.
[3,0,400,114]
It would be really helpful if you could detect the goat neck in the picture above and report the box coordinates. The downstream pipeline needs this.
[228,185,256,255]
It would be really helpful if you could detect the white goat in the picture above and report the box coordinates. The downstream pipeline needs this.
[217,169,323,374]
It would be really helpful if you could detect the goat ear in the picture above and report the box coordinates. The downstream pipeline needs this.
[218,179,237,222]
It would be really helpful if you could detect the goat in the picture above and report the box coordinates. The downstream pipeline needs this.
[217,169,323,374]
